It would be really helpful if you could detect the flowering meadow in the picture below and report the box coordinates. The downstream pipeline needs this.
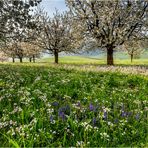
[0,64,148,147]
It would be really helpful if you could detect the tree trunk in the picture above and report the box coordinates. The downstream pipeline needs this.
[33,55,35,63]
[131,54,133,63]
[12,57,15,63]
[29,57,32,62]
[20,57,23,63]
[54,50,58,64]
[107,47,114,65]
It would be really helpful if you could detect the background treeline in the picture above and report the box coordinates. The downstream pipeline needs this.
[0,0,148,65]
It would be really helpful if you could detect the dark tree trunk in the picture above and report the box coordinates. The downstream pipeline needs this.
[20,57,23,63]
[33,55,35,63]
[131,54,133,63]
[107,47,114,65]
[29,57,32,62]
[54,50,58,64]
[12,57,15,63]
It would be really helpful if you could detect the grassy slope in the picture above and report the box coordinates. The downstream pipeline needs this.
[0,64,148,147]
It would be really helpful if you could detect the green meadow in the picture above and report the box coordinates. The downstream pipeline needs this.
[37,56,148,65]
[0,63,148,147]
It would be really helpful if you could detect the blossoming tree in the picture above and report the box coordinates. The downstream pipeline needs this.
[35,9,82,64]
[123,40,144,63]
[66,0,148,65]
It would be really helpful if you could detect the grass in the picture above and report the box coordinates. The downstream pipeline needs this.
[36,56,148,65]
[36,56,105,65]
[0,63,148,147]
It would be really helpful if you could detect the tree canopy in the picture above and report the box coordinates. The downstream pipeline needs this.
[0,0,41,41]
[66,0,148,65]
[35,9,82,63]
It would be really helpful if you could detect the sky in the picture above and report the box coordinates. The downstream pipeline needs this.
[40,0,68,17]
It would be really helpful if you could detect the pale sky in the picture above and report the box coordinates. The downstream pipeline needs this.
[40,0,68,17]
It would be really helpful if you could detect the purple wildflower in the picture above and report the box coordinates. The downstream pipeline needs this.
[92,117,97,126]
[89,103,94,111]
[50,115,53,122]
[103,111,107,120]
[52,101,59,106]
[121,111,127,117]
[77,101,81,107]
[58,111,65,121]
[122,111,132,118]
